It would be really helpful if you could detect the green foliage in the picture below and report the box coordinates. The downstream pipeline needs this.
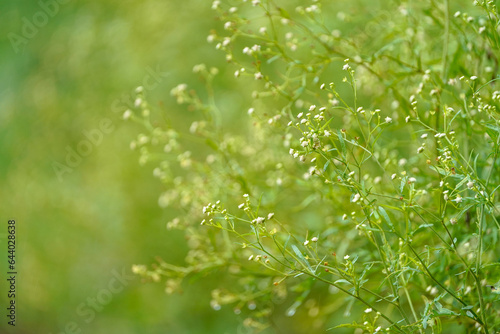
[128,0,500,332]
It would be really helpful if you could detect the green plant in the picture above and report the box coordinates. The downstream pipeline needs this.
[126,0,500,332]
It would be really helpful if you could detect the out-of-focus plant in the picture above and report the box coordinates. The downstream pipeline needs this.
[126,0,500,332]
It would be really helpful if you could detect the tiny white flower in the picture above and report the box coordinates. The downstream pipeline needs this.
[247,108,254,115]
[324,130,331,137]
[344,255,350,260]
[470,76,478,81]
[138,134,149,145]
[123,109,132,120]
[421,133,428,139]
[211,0,220,10]
[352,193,361,203]
[304,240,310,246]
[153,168,161,178]
[408,177,417,183]
[267,213,274,220]
[309,105,317,111]
[364,308,373,313]
[297,112,303,118]
[385,116,392,123]
[405,116,410,123]
[224,21,233,30]
[251,44,261,52]
[311,237,318,242]
[330,98,339,106]
[342,214,347,220]
[467,181,474,189]
[248,255,254,261]
[417,146,424,153]
[254,217,265,224]
[391,174,397,180]
[254,72,263,80]
[134,98,143,107]
[454,195,463,203]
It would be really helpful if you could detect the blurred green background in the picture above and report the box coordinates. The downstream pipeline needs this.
[0,0,484,333]
[0,0,248,333]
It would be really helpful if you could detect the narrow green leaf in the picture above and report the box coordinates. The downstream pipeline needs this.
[454,175,470,191]
[205,138,219,150]
[291,245,314,273]
[334,279,352,285]
[278,7,290,18]
[378,206,393,227]
[338,129,347,158]
[267,54,281,64]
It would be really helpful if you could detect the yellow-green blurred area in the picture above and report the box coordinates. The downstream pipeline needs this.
[0,0,485,333]
[0,0,247,333]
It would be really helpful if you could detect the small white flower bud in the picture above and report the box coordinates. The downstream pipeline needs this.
[123,109,132,120]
